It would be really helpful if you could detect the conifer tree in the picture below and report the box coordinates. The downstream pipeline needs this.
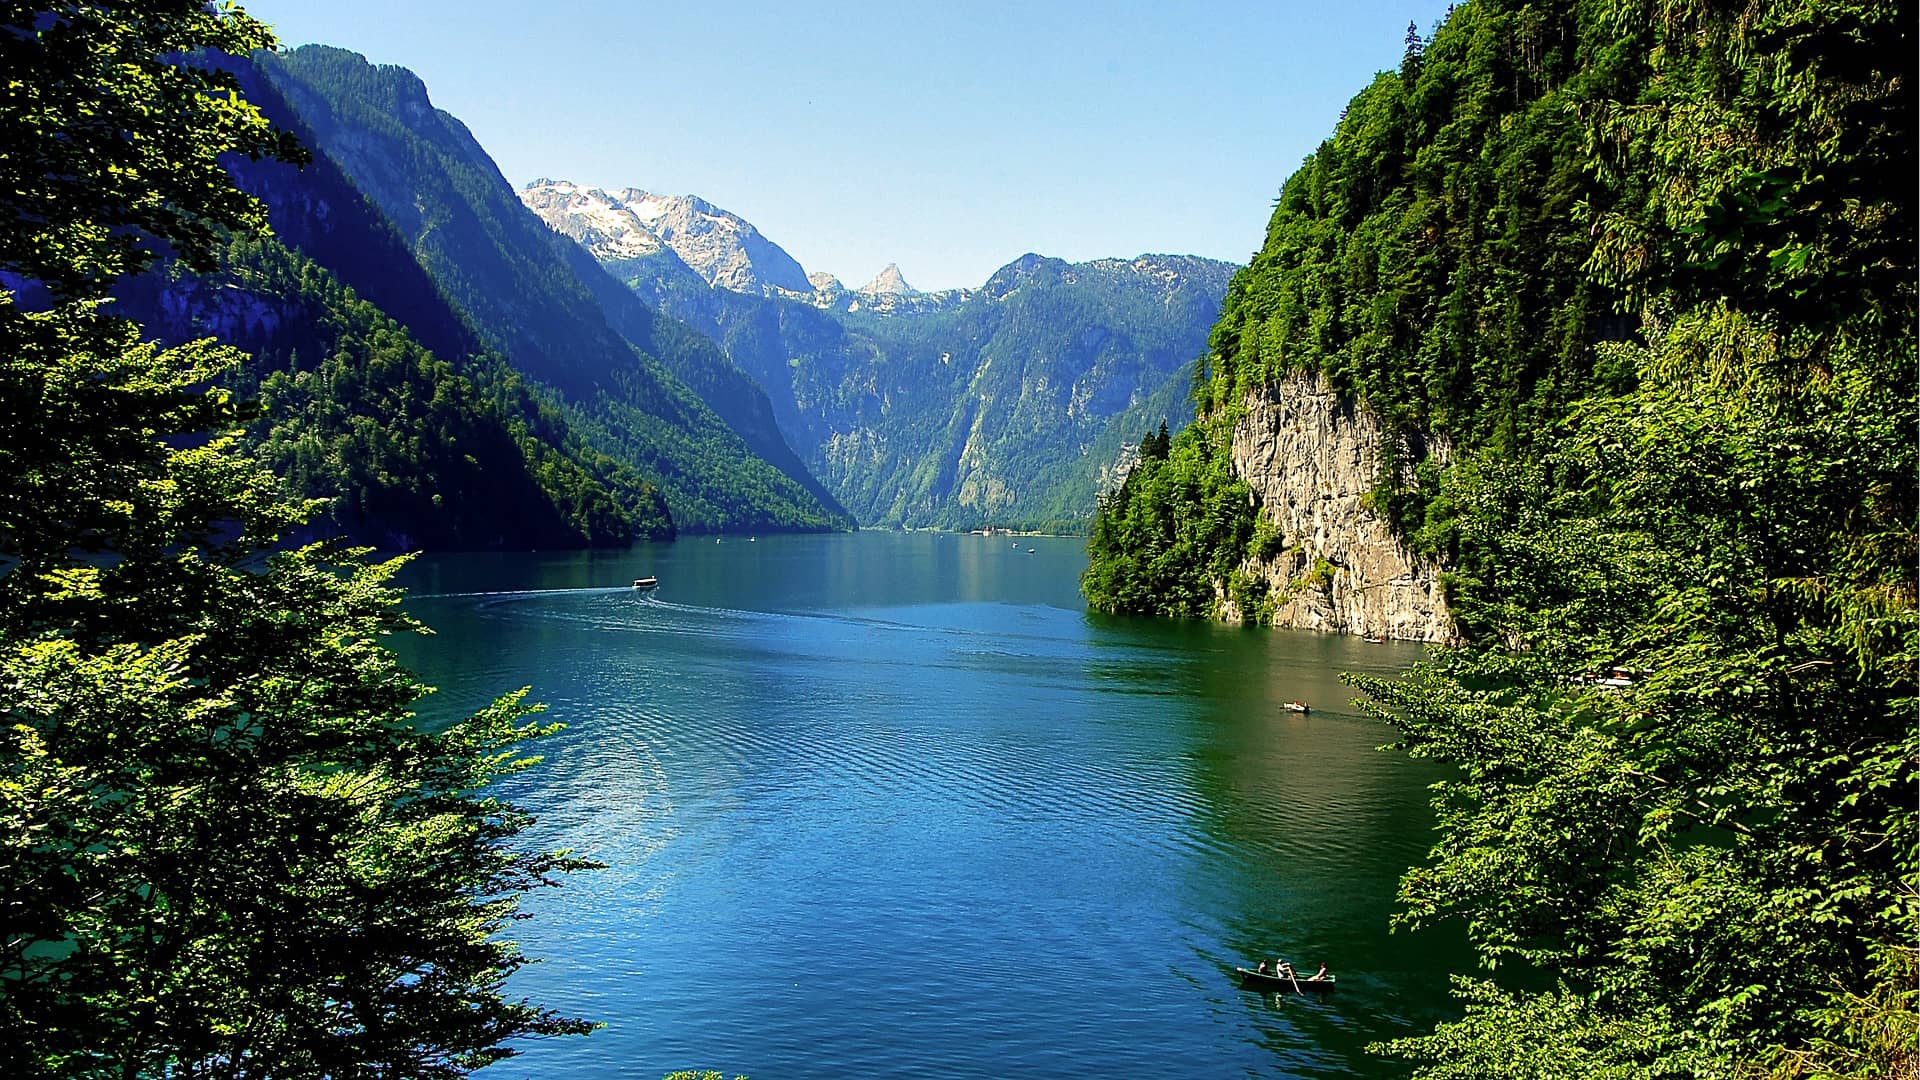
[0,4,596,1075]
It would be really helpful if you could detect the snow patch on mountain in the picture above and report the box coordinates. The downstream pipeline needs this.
[521,180,812,296]
[520,178,672,261]
[607,188,812,295]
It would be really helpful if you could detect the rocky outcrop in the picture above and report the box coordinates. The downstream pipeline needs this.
[1222,372,1454,642]
[858,263,916,296]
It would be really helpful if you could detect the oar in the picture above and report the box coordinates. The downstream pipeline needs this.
[1281,961,1301,994]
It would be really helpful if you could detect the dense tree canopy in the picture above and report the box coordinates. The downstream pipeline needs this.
[114,232,673,547]
[0,4,596,1075]
[1086,0,1914,1073]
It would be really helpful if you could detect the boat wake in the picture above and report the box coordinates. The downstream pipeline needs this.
[406,585,637,602]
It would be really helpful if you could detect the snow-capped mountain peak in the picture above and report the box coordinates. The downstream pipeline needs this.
[604,187,810,295]
[520,180,812,296]
[519,178,672,261]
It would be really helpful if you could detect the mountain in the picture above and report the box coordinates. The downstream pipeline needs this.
[113,233,671,549]
[254,46,851,533]
[518,179,687,267]
[858,263,917,296]
[801,253,1234,530]
[528,182,1236,531]
[614,189,814,295]
[519,180,812,297]
[91,56,672,550]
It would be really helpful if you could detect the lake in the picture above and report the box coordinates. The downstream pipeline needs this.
[392,531,1467,1078]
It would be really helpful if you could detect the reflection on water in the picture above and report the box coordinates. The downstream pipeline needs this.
[391,533,1466,1079]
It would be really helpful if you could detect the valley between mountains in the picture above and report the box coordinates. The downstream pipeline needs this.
[116,43,1233,547]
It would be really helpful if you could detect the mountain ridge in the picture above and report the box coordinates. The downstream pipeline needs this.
[257,45,852,532]
[527,176,1237,530]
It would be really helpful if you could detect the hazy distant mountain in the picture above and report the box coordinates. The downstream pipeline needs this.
[794,252,1236,529]
[537,185,1237,528]
[256,46,851,533]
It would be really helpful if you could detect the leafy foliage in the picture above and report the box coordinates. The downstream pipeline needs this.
[0,5,597,1074]
[0,0,302,294]
[1081,413,1255,617]
[1356,1,1916,1071]
[1361,304,1915,1077]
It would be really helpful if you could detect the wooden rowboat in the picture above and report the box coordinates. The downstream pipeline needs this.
[1236,967,1335,993]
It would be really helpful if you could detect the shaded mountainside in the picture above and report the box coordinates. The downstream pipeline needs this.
[525,182,1235,533]
[85,55,671,549]
[113,235,670,549]
[253,45,850,533]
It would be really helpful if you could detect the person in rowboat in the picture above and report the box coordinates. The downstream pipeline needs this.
[1309,962,1328,981]
[1256,960,1271,976]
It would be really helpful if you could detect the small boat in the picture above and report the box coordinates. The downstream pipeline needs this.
[632,576,659,589]
[1237,967,1335,994]
[1363,635,1385,644]
[1027,547,1036,553]
[1281,701,1309,714]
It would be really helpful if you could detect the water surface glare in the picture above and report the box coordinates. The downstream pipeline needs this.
[394,533,1467,1078]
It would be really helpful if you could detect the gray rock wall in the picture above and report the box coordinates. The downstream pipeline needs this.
[1222,373,1455,642]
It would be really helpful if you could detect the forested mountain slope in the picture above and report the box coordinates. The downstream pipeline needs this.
[96,56,672,549]
[253,45,850,532]
[114,236,670,548]
[797,253,1234,531]
[1085,0,1915,1075]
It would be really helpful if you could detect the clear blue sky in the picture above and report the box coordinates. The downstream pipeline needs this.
[242,0,1454,291]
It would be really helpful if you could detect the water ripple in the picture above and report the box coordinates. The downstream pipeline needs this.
[393,542,1468,1080]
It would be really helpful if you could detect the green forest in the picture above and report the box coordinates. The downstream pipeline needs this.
[1087,0,1915,1075]
[2,0,1911,1075]
[116,233,673,547]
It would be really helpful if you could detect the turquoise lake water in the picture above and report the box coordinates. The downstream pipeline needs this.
[392,531,1467,1078]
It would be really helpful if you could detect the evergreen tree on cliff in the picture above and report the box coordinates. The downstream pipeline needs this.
[0,4,595,1075]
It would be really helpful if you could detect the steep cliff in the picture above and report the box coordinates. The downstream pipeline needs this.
[1218,375,1451,641]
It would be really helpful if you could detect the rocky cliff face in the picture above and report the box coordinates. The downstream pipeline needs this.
[1222,372,1454,642]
